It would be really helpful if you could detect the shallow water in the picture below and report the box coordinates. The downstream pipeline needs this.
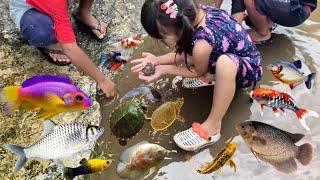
[97,1,320,180]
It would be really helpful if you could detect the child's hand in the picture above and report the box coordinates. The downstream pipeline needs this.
[138,65,166,83]
[131,52,159,73]
[98,77,118,97]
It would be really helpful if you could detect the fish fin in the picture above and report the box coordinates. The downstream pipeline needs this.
[44,93,65,106]
[295,109,319,131]
[176,115,185,122]
[4,144,27,173]
[249,148,260,163]
[0,86,22,115]
[272,108,280,117]
[260,104,264,116]
[269,159,297,174]
[40,120,57,138]
[293,60,302,69]
[297,143,313,165]
[19,101,38,113]
[228,159,237,173]
[36,109,59,120]
[22,75,72,87]
[279,108,286,116]
[252,136,267,146]
[286,133,305,143]
[305,73,316,89]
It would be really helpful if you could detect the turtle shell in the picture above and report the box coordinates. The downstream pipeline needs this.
[110,101,145,142]
[151,98,184,131]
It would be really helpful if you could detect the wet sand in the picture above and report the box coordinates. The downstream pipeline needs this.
[97,1,320,180]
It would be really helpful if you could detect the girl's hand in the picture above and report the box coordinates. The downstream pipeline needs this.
[131,52,159,73]
[138,65,167,83]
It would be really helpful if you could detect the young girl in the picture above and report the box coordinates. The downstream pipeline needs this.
[244,0,317,44]
[132,0,262,151]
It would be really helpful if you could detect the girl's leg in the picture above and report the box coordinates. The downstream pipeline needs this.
[201,55,237,135]
[20,9,69,62]
[75,0,108,39]
[244,0,272,42]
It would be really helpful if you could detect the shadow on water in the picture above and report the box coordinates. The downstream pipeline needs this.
[96,31,301,180]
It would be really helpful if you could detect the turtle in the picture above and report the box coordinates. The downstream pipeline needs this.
[109,100,147,146]
[142,63,156,76]
[151,97,185,131]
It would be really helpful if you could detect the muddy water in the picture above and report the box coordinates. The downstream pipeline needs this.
[98,1,320,180]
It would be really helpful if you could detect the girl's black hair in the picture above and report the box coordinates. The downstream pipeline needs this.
[141,0,198,69]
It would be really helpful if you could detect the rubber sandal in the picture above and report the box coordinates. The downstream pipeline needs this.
[37,48,71,66]
[73,13,107,42]
[182,77,215,89]
[173,122,221,152]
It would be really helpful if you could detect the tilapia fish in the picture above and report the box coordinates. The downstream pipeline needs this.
[236,121,313,173]
[250,88,319,131]
[120,86,162,103]
[4,120,104,173]
[268,60,316,89]
[116,141,167,179]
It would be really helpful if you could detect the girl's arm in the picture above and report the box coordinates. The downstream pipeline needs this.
[157,52,185,65]
[61,43,117,97]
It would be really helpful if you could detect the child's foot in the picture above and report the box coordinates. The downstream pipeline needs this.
[173,122,221,151]
[45,44,70,62]
[74,11,108,40]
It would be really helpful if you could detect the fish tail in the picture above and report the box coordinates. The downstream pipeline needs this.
[3,144,27,173]
[297,143,313,165]
[0,86,22,115]
[295,108,319,131]
[63,167,77,180]
[305,73,316,89]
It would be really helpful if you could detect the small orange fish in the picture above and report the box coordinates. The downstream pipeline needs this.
[121,37,144,48]
[0,75,91,119]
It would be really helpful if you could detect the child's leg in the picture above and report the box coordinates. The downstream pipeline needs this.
[231,0,247,24]
[20,9,69,62]
[244,0,272,42]
[75,0,108,39]
[201,55,237,135]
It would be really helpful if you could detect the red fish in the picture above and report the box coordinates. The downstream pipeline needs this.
[121,37,143,48]
[101,51,126,71]
[250,88,319,131]
[0,75,92,119]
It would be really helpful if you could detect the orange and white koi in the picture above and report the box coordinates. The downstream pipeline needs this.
[121,37,144,48]
[250,88,319,131]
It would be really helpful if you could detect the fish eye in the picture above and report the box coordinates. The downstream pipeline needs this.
[75,94,84,102]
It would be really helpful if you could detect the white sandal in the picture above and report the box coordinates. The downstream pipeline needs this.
[182,77,215,89]
[173,123,221,152]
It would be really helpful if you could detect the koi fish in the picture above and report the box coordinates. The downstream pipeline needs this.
[197,142,237,174]
[64,158,112,180]
[236,121,312,174]
[268,60,316,89]
[120,37,144,48]
[101,51,126,71]
[4,120,104,173]
[250,88,319,131]
[0,75,91,119]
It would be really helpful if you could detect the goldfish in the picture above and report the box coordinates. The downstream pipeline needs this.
[64,158,112,180]
[120,85,162,103]
[250,88,319,131]
[236,121,313,174]
[116,141,167,179]
[268,60,316,89]
[197,142,237,174]
[0,75,91,119]
[101,51,127,72]
[121,37,144,48]
[4,120,104,173]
